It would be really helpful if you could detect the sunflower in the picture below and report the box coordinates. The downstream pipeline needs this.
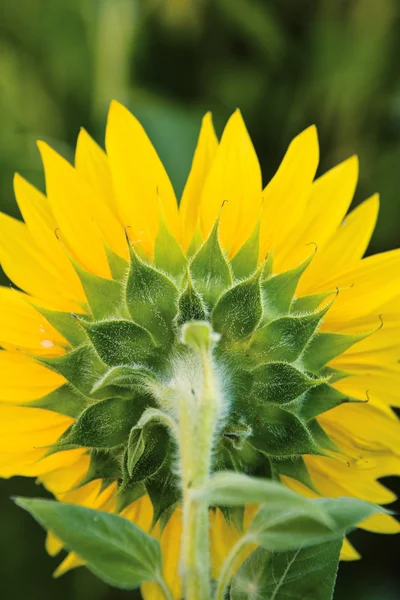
[0,101,399,600]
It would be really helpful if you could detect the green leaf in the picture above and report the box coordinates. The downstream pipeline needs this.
[76,450,121,487]
[298,383,364,421]
[176,273,208,325]
[115,482,147,514]
[124,422,169,483]
[91,364,158,394]
[261,252,315,320]
[71,260,124,320]
[123,408,173,485]
[317,497,386,533]
[190,219,232,308]
[249,404,322,457]
[192,472,329,523]
[212,270,263,341]
[230,223,260,280]
[154,210,187,278]
[249,303,331,363]
[292,290,336,314]
[80,319,155,367]
[38,345,106,396]
[250,362,326,405]
[15,498,162,590]
[59,396,149,449]
[215,435,262,475]
[125,243,179,344]
[32,305,87,347]
[248,496,383,552]
[103,240,129,281]
[221,422,253,450]
[145,461,180,529]
[27,384,87,418]
[231,539,342,600]
[220,505,245,533]
[126,428,145,476]
[261,251,274,279]
[187,224,203,258]
[307,420,340,453]
[270,456,318,493]
[302,330,370,372]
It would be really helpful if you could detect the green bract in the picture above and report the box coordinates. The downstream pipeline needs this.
[33,222,368,527]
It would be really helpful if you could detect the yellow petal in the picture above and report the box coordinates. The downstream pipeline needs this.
[199,109,262,254]
[39,453,91,497]
[321,400,400,456]
[280,475,319,499]
[38,141,126,275]
[359,513,400,534]
[305,455,396,505]
[60,479,117,509]
[121,494,154,533]
[46,531,63,556]
[13,174,85,302]
[318,249,400,325]
[75,128,118,217]
[0,287,66,354]
[180,112,218,250]
[260,126,319,266]
[0,447,84,479]
[54,552,85,578]
[105,100,180,255]
[209,508,244,580]
[0,212,80,311]
[340,538,361,561]
[299,194,379,295]
[333,367,400,407]
[329,323,400,368]
[0,350,64,402]
[325,293,400,335]
[0,404,71,466]
[0,447,85,483]
[159,508,183,599]
[141,507,182,600]
[280,156,359,270]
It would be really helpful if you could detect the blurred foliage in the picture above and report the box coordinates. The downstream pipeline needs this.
[0,1,399,599]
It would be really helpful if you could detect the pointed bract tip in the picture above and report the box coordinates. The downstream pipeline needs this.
[305,241,318,254]
[124,225,133,245]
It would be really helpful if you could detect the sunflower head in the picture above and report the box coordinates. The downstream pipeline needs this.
[31,179,371,526]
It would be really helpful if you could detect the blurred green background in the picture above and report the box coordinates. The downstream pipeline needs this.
[0,0,399,598]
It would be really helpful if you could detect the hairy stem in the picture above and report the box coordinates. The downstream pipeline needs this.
[178,323,223,600]
[214,535,252,600]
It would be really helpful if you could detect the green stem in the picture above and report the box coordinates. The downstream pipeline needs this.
[157,574,175,600]
[214,535,253,600]
[178,323,223,600]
